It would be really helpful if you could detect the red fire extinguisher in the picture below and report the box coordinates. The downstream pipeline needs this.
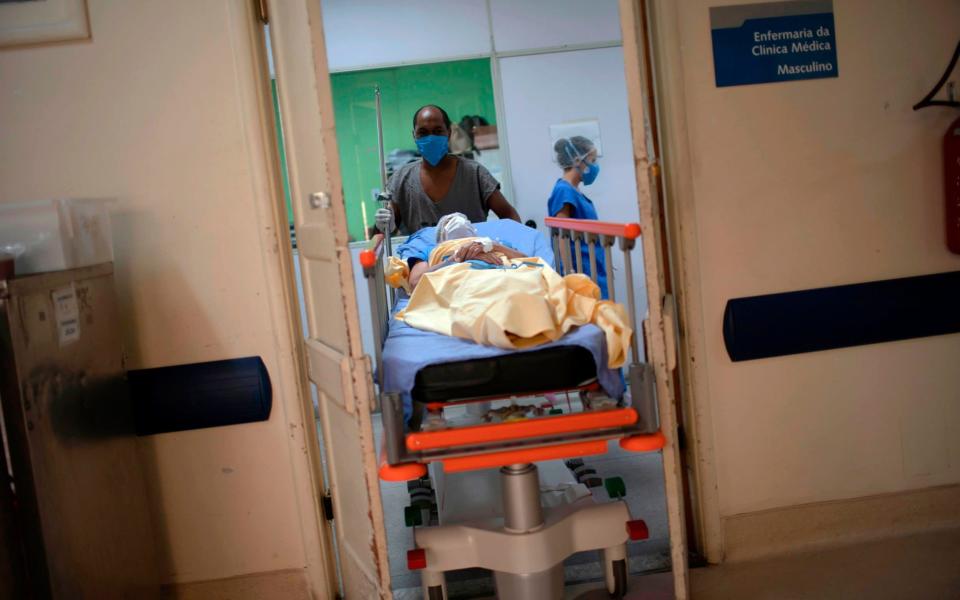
[914,40,960,254]
[947,115,960,254]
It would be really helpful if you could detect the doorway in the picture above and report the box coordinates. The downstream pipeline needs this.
[265,0,691,597]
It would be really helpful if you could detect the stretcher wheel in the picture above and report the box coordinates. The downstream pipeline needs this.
[407,477,432,492]
[604,476,626,499]
[404,505,423,527]
[407,477,436,519]
[566,459,604,488]
[609,558,627,598]
[572,465,602,488]
[427,585,445,600]
[410,490,435,508]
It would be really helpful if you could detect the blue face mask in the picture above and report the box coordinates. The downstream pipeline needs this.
[580,161,600,185]
[416,135,449,167]
[563,138,599,185]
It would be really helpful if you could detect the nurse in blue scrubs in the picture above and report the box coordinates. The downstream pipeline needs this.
[547,136,609,299]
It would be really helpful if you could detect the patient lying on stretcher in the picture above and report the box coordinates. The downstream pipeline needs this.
[385,213,631,368]
[411,225,528,288]
[385,213,530,290]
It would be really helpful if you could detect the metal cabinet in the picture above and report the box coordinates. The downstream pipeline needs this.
[0,264,159,599]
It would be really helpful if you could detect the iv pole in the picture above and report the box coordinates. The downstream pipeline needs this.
[374,86,395,304]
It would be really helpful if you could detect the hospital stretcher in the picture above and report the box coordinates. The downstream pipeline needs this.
[359,217,665,600]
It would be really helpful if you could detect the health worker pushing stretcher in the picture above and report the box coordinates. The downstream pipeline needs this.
[375,104,521,236]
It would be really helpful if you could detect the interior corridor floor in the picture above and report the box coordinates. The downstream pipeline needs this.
[329,409,958,599]
[688,527,960,600]
[566,526,960,599]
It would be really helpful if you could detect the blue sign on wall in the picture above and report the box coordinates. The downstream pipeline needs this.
[711,0,838,87]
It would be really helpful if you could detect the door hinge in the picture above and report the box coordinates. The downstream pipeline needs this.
[255,0,268,24]
[321,493,334,520]
[677,425,687,452]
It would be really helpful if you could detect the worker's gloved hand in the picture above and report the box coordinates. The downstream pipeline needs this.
[375,206,395,234]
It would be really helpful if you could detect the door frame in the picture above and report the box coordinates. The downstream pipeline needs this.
[264,0,393,596]
[265,0,697,596]
[246,4,342,598]
[641,0,725,563]
[618,0,692,596]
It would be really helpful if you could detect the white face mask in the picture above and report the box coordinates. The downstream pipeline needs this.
[437,213,477,242]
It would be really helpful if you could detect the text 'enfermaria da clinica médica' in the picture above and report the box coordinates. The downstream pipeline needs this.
[751,25,836,74]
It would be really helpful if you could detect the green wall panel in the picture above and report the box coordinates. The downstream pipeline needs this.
[330,58,496,241]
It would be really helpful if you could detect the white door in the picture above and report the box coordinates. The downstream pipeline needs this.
[619,0,692,598]
[267,0,392,597]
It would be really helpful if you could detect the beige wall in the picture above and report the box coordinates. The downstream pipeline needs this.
[0,1,324,590]
[658,0,960,524]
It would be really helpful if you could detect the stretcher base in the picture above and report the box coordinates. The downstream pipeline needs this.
[408,463,646,600]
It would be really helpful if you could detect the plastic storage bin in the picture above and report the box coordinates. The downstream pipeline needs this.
[0,199,114,275]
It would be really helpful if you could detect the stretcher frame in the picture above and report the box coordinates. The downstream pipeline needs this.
[360,218,665,599]
[359,217,664,480]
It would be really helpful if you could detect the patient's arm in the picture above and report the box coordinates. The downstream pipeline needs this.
[408,260,430,289]
[409,259,455,288]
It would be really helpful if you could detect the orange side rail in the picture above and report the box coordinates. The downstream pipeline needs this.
[378,437,427,482]
[442,440,609,473]
[620,430,667,453]
[544,216,641,240]
[406,407,638,452]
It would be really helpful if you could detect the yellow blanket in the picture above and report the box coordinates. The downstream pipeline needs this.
[396,257,631,368]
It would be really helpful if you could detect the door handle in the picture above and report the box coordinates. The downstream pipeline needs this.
[309,191,331,209]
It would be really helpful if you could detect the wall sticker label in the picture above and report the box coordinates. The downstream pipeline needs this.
[710,0,838,87]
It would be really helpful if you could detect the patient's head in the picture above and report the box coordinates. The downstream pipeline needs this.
[436,213,478,242]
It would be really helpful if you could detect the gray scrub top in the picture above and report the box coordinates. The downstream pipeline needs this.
[387,156,501,235]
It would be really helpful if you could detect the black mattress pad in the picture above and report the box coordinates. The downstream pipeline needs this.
[410,345,597,404]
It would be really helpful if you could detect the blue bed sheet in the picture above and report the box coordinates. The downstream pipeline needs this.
[381,302,625,422]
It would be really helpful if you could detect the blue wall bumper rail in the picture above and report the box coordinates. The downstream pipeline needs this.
[724,270,960,362]
[130,356,272,435]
